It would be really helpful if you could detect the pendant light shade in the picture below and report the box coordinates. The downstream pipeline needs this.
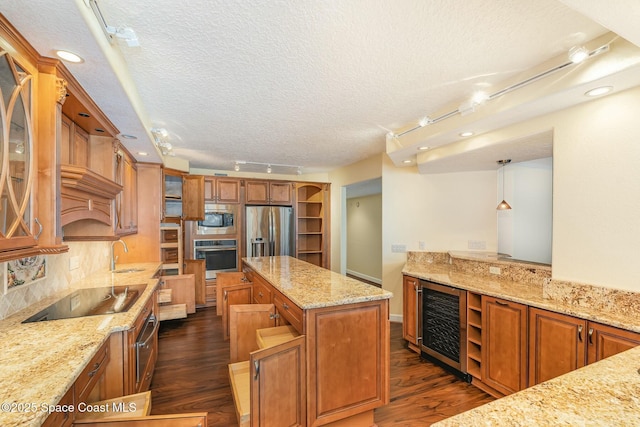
[497,159,512,211]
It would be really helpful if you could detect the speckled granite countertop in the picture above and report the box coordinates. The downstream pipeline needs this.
[0,262,160,427]
[243,256,392,309]
[406,252,640,426]
[403,252,640,333]
[432,345,640,426]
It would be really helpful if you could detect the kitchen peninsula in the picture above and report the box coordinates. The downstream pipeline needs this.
[241,256,392,426]
[404,251,640,426]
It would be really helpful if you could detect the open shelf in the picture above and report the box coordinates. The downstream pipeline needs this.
[467,291,483,380]
[295,183,327,267]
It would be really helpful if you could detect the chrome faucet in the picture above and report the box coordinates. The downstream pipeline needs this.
[110,239,129,271]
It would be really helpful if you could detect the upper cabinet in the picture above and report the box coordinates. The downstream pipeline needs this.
[204,176,240,204]
[162,169,204,222]
[0,47,38,252]
[245,180,292,205]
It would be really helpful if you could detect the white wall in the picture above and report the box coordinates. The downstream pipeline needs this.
[498,157,553,264]
[346,193,382,282]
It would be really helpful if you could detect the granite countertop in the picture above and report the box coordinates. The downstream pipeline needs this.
[243,256,392,309]
[0,262,161,427]
[404,252,640,426]
[403,261,640,333]
[432,345,640,426]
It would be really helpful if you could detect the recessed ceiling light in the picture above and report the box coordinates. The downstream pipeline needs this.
[137,152,148,156]
[55,50,84,63]
[585,86,613,97]
[418,146,430,151]
[121,134,138,140]
[402,159,412,164]
[459,131,474,137]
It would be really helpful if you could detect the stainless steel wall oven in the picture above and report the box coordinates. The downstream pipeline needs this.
[419,280,468,378]
[194,239,238,279]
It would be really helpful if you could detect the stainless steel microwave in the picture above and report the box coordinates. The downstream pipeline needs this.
[196,204,237,235]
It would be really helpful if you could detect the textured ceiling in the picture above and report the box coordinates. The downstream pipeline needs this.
[2,0,634,174]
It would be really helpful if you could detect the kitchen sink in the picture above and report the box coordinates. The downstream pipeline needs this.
[22,284,147,323]
[112,268,145,274]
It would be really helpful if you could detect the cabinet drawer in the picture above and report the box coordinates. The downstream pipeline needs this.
[273,292,303,334]
[206,283,217,300]
[253,280,272,305]
[75,341,109,403]
[42,386,73,427]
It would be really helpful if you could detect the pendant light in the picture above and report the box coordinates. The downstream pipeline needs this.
[496,159,512,210]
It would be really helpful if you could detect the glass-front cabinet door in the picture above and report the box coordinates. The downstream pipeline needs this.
[0,50,37,251]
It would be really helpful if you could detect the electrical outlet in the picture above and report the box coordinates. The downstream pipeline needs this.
[69,256,80,271]
[489,266,501,275]
[391,244,407,253]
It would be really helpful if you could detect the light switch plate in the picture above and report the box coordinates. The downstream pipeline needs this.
[391,244,407,253]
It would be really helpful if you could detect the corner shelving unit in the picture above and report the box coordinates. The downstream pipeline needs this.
[467,292,483,380]
[295,183,328,267]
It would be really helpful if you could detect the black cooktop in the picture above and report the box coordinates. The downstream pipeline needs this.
[22,284,146,323]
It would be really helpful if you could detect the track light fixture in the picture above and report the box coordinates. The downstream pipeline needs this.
[389,43,610,143]
[151,128,174,156]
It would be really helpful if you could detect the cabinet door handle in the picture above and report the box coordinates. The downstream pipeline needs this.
[258,291,263,298]
[588,327,594,345]
[578,325,583,342]
[282,302,289,310]
[495,300,509,306]
[224,290,228,301]
[254,361,260,380]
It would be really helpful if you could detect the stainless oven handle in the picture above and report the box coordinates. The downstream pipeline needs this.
[137,315,159,348]
[195,247,237,252]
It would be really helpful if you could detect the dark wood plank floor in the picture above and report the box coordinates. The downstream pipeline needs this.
[150,307,494,426]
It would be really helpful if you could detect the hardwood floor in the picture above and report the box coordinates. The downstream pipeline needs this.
[150,307,494,426]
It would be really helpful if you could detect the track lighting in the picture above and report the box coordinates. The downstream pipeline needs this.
[151,128,173,156]
[390,43,609,140]
[266,165,272,174]
[568,46,589,64]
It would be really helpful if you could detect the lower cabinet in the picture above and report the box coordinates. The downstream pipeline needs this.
[528,307,586,385]
[529,307,640,386]
[217,272,253,340]
[227,265,390,426]
[402,275,420,351]
[481,296,528,396]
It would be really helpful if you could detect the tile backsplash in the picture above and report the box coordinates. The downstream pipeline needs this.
[0,241,111,320]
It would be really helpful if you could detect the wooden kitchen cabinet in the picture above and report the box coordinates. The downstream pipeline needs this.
[481,296,528,396]
[245,180,292,205]
[241,263,389,426]
[295,182,330,268]
[162,170,204,221]
[587,321,640,363]
[158,274,196,321]
[217,272,253,340]
[114,146,138,236]
[529,307,587,385]
[182,175,205,220]
[184,259,206,306]
[204,176,241,203]
[402,275,420,351]
[229,335,306,427]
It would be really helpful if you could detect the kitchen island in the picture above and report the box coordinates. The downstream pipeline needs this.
[0,263,160,427]
[242,256,393,427]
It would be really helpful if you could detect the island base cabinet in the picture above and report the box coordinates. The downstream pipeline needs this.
[307,300,390,426]
[73,413,208,427]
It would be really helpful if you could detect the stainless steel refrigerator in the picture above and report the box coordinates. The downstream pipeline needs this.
[245,206,295,257]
